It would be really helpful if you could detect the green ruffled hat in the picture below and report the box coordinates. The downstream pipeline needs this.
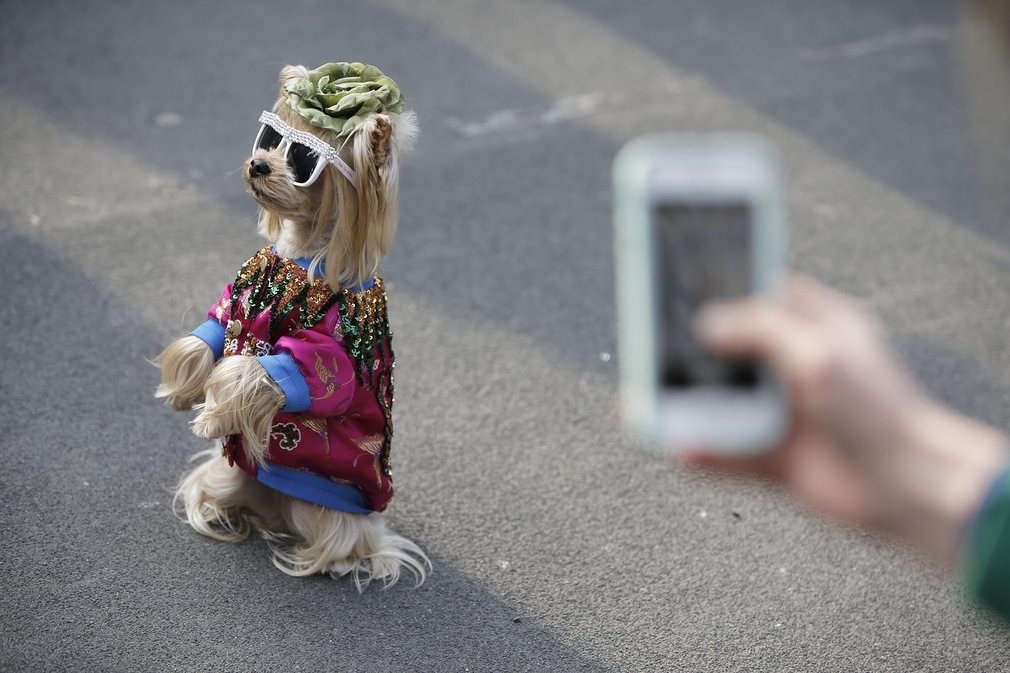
[283,62,404,138]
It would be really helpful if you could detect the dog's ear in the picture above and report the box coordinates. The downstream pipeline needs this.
[322,113,401,288]
[391,110,419,157]
[322,110,417,289]
[360,111,418,177]
[368,114,394,171]
[278,64,310,96]
[352,113,403,186]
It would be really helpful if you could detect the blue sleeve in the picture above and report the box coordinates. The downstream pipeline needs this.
[190,319,226,360]
[258,353,311,413]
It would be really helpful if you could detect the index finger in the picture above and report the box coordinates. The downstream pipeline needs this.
[694,298,825,376]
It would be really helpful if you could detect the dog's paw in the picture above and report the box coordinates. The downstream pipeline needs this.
[162,383,211,412]
[190,356,285,463]
[154,336,215,411]
[160,390,199,413]
[191,389,230,439]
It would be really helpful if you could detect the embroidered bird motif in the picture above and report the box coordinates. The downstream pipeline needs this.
[352,434,385,488]
[311,352,352,402]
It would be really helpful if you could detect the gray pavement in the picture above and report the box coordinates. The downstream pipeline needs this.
[3,1,1010,671]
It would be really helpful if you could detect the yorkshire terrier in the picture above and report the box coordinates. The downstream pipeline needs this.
[155,62,428,589]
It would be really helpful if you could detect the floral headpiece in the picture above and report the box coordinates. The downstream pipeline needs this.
[283,62,404,138]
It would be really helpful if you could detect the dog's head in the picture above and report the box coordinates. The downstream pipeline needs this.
[243,63,417,289]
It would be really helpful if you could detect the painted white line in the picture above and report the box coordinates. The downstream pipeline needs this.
[797,26,951,61]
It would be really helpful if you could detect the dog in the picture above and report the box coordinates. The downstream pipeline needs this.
[155,62,428,589]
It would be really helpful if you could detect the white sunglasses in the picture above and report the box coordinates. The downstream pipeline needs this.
[252,111,357,188]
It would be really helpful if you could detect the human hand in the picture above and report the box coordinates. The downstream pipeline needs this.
[684,275,1008,564]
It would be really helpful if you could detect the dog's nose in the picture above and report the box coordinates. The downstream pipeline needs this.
[249,158,271,177]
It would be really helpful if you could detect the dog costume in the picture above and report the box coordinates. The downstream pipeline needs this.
[191,246,395,514]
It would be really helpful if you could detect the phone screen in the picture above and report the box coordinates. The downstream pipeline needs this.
[655,202,758,390]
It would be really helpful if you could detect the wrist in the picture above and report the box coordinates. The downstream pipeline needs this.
[190,319,226,360]
[876,401,1009,565]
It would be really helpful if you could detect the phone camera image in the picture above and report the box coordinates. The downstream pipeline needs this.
[655,202,758,390]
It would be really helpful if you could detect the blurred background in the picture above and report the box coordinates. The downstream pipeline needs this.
[3,1,1010,671]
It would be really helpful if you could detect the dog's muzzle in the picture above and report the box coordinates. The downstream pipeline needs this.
[249,158,272,177]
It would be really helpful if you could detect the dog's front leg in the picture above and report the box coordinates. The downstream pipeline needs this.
[155,336,217,411]
[191,355,285,464]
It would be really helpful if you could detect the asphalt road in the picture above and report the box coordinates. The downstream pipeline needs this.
[3,1,1010,671]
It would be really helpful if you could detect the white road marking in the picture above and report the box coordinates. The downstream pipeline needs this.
[797,26,951,61]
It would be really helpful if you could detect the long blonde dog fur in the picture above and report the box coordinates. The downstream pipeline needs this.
[156,64,427,589]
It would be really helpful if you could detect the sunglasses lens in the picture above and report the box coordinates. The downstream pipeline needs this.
[288,142,320,184]
[256,124,283,151]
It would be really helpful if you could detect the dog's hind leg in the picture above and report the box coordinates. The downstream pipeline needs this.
[267,497,430,591]
[173,447,283,542]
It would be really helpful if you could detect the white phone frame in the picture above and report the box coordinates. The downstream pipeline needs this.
[613,134,787,454]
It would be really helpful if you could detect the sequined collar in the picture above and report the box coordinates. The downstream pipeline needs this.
[271,246,376,292]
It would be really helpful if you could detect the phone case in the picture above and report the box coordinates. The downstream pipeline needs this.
[613,134,787,453]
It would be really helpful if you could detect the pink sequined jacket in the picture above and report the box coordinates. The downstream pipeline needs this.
[190,246,395,513]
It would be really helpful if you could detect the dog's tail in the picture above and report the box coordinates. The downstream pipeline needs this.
[267,498,430,591]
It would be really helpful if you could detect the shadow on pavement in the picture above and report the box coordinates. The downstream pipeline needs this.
[0,226,606,672]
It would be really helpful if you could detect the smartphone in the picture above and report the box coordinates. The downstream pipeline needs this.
[613,134,787,454]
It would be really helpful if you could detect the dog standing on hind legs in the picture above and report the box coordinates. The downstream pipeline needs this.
[155,62,428,589]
